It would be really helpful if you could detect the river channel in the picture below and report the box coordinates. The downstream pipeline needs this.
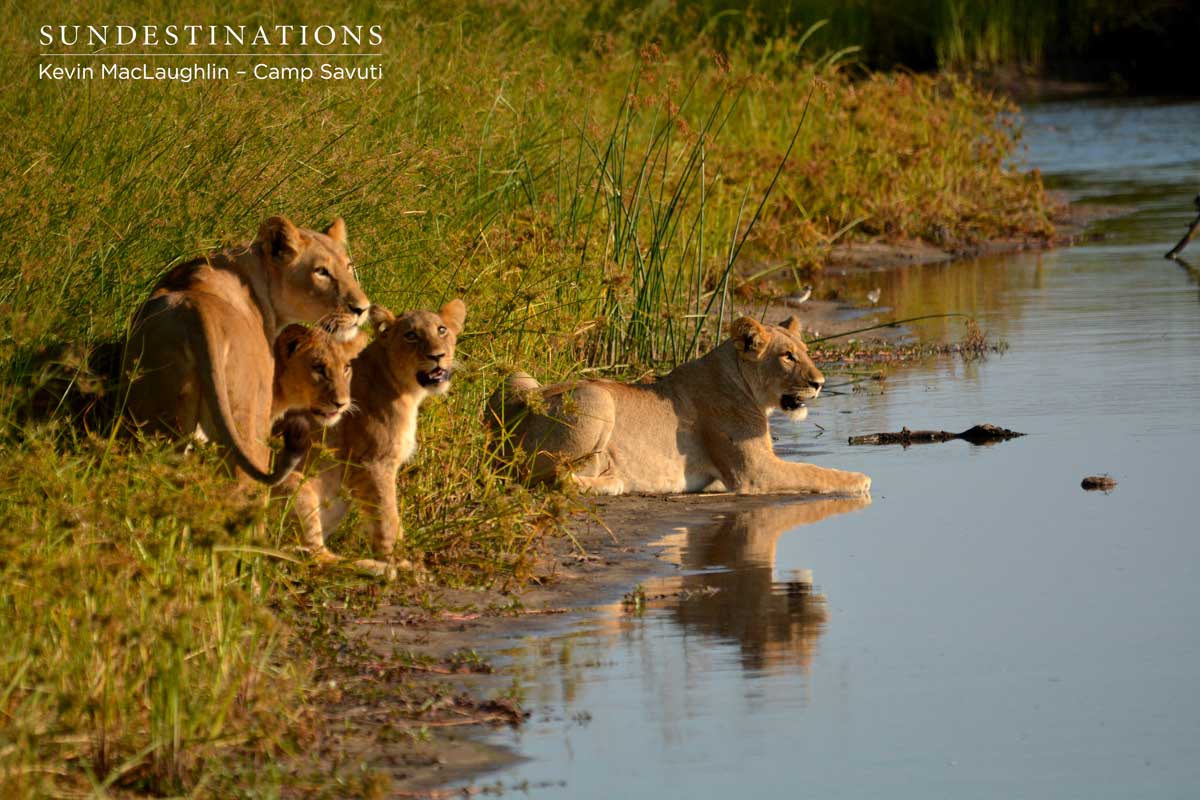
[465,99,1200,799]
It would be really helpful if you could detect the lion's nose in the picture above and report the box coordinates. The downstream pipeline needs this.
[348,303,366,317]
[428,352,445,362]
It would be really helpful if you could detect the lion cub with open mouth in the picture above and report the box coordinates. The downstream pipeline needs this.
[277,300,466,576]
[487,315,870,497]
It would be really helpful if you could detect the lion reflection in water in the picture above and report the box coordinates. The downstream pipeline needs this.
[519,497,869,708]
[659,496,869,672]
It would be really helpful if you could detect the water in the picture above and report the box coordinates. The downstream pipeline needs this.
[471,100,1200,798]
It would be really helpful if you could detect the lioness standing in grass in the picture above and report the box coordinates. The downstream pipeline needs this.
[487,315,872,496]
[122,216,369,485]
[277,300,466,573]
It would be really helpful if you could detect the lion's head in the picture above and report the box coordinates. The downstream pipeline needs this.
[255,215,370,341]
[369,299,467,396]
[731,315,825,420]
[273,324,367,426]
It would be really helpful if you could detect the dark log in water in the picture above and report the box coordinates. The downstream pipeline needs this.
[848,424,1025,447]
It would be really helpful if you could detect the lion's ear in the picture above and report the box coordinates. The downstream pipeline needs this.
[257,215,303,266]
[323,216,347,244]
[731,316,769,359]
[440,299,467,334]
[275,324,309,361]
[338,329,370,360]
[369,304,396,333]
[780,315,802,334]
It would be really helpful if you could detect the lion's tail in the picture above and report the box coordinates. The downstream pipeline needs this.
[187,308,310,486]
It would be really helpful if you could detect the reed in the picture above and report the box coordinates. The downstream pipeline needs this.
[589,0,1195,85]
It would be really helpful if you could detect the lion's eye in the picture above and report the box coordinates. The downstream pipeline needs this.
[344,364,352,376]
[437,326,448,336]
[404,331,419,342]
[312,364,328,379]
[784,352,797,363]
[314,267,332,279]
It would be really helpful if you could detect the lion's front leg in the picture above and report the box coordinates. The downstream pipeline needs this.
[346,465,402,560]
[275,470,334,559]
[753,458,872,496]
[718,444,871,496]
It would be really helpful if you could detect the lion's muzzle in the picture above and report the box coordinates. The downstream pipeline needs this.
[417,366,450,387]
[780,393,807,411]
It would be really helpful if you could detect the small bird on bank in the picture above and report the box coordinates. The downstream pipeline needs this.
[783,285,813,308]
[866,288,882,305]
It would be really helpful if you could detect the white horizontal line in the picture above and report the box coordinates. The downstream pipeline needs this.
[42,53,376,57]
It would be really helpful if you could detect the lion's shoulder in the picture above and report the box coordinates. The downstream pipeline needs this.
[151,255,213,295]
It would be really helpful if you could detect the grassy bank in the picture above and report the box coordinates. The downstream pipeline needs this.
[1,0,1049,794]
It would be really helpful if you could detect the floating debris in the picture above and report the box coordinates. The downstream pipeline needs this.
[849,424,1025,447]
[1081,475,1118,492]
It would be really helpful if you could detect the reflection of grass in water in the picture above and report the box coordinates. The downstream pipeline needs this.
[0,0,1050,794]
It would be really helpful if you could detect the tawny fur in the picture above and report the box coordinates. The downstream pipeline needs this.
[272,324,366,425]
[122,215,369,486]
[276,300,467,573]
[487,315,871,496]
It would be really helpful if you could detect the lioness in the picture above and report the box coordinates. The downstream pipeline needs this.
[487,315,871,496]
[278,300,466,570]
[122,216,369,485]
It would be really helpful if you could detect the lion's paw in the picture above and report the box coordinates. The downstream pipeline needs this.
[313,548,342,565]
[352,558,399,581]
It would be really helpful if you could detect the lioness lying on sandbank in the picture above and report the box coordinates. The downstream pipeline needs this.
[487,315,871,496]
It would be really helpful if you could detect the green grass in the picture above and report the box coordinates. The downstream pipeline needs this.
[585,0,1198,86]
[1,0,1050,794]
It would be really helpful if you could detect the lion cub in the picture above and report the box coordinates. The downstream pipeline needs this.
[271,323,363,426]
[258,324,364,473]
[278,300,466,573]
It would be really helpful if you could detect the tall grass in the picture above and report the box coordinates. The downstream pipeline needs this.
[0,0,1050,793]
[586,0,1198,86]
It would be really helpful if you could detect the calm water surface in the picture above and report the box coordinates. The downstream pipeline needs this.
[470,100,1200,798]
